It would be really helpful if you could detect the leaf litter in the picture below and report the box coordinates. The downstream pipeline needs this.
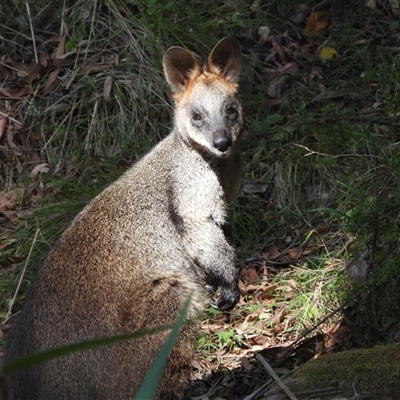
[189,1,400,398]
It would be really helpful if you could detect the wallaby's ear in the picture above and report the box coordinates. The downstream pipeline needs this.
[207,37,241,84]
[163,47,202,94]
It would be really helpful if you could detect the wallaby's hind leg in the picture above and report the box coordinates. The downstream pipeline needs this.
[155,324,197,400]
[5,275,199,400]
[116,274,199,400]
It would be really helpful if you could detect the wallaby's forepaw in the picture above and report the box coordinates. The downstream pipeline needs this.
[213,284,240,311]
[205,284,217,294]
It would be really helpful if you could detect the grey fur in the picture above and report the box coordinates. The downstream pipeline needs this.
[3,37,243,400]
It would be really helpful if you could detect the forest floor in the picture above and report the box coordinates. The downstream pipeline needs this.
[1,1,400,399]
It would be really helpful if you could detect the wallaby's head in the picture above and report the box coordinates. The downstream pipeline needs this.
[163,38,243,158]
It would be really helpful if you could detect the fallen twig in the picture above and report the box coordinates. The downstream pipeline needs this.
[242,379,272,400]
[26,3,38,64]
[256,354,298,400]
[5,228,40,321]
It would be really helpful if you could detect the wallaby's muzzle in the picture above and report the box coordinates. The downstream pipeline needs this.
[213,130,232,154]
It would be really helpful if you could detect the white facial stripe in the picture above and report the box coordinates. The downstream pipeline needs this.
[191,83,231,118]
[175,80,240,156]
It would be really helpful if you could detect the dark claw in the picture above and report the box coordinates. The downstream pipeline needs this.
[205,284,217,294]
[211,284,240,311]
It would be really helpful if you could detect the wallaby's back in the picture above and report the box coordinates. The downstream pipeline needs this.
[4,37,243,400]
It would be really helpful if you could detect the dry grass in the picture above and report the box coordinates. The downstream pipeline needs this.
[0,0,171,189]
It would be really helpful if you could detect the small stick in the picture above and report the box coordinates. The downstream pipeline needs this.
[0,111,22,126]
[242,379,272,400]
[256,354,298,400]
[26,3,38,64]
[84,0,98,61]
[6,228,40,320]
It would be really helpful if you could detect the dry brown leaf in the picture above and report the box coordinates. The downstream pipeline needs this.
[257,26,270,45]
[259,345,290,361]
[261,98,282,109]
[239,267,260,283]
[81,53,103,75]
[0,238,13,251]
[288,249,299,259]
[0,189,24,223]
[286,279,297,289]
[273,323,284,334]
[311,88,350,103]
[103,76,113,102]
[238,278,247,293]
[38,50,49,68]
[297,4,311,12]
[0,191,16,210]
[265,62,299,98]
[6,125,21,155]
[89,53,102,64]
[305,11,328,34]
[55,35,66,59]
[290,333,325,361]
[245,283,262,292]
[27,70,40,85]
[52,58,75,68]
[44,35,65,44]
[0,88,13,97]
[248,334,272,352]
[268,35,287,63]
[273,305,286,324]
[42,69,63,97]
[266,74,287,98]
[258,284,277,299]
[240,356,253,371]
[81,64,105,75]
[326,322,348,349]
[390,0,400,15]
[10,61,31,78]
[0,86,32,98]
[0,209,18,223]
[30,163,50,178]
[0,116,7,140]
[263,245,280,258]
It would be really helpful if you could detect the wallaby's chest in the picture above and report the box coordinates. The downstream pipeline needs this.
[163,143,227,225]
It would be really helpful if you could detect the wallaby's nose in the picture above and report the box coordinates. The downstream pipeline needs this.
[213,131,232,153]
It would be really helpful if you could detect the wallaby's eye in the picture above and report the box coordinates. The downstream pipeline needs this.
[227,105,237,119]
[192,111,202,122]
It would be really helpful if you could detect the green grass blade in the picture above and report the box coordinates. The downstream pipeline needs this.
[135,294,192,400]
[1,325,170,375]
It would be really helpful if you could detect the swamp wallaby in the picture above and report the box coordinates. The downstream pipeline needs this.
[3,37,243,400]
